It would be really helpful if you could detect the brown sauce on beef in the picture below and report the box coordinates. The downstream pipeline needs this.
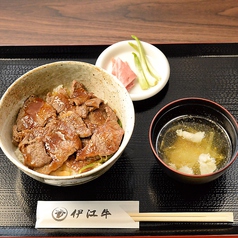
[13,81,124,175]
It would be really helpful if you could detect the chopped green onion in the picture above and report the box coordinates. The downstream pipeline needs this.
[78,155,111,174]
[117,118,123,128]
[78,162,100,174]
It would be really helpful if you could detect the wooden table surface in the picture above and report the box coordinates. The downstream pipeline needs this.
[1,0,238,46]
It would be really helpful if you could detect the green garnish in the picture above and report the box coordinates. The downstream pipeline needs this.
[132,52,149,90]
[129,35,161,88]
[117,118,123,128]
[78,155,111,174]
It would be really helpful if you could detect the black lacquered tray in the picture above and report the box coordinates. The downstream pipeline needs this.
[0,44,238,237]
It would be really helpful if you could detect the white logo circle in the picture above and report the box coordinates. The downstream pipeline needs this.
[52,207,68,221]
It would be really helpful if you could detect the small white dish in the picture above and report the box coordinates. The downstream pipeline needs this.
[95,40,170,101]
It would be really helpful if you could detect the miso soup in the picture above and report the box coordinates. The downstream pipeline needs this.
[156,115,232,175]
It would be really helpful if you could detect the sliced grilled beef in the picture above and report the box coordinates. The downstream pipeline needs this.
[46,87,72,113]
[85,97,103,110]
[76,119,124,160]
[19,126,51,168]
[13,81,124,175]
[15,95,56,131]
[59,111,92,138]
[75,104,89,118]
[34,120,82,174]
[13,95,56,145]
[69,81,91,106]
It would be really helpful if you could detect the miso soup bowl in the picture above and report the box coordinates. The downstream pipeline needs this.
[0,61,135,186]
[149,97,238,184]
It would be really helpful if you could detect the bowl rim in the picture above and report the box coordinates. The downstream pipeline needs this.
[149,97,238,178]
[0,60,135,182]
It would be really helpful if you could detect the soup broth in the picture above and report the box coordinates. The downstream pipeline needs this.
[156,115,232,175]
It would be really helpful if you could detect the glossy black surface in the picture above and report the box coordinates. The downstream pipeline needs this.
[0,44,238,236]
